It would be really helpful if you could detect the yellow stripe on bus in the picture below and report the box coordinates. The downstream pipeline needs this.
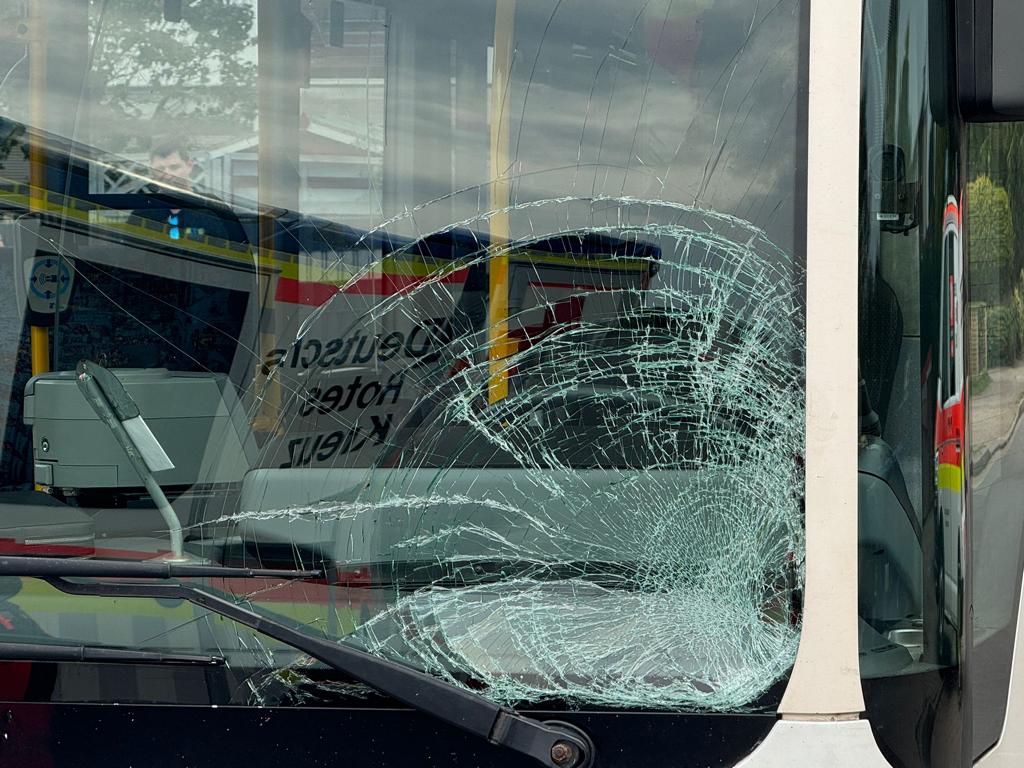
[10,578,363,635]
[1,179,651,290]
[937,462,963,492]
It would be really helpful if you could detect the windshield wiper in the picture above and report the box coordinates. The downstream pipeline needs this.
[0,640,224,666]
[0,556,321,580]
[0,556,594,768]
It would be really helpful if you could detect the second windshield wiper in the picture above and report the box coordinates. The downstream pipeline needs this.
[0,556,320,580]
[0,555,594,768]
[0,640,223,666]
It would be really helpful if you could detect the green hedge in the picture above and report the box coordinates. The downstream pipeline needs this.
[988,304,1020,366]
[969,175,1015,304]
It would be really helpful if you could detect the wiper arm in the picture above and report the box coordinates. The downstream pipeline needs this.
[35,572,594,768]
[0,555,320,580]
[0,640,223,666]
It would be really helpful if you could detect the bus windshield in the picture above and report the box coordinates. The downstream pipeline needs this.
[0,0,807,714]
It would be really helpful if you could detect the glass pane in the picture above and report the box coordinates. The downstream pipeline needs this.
[965,123,1024,758]
[858,0,965,765]
[0,0,807,714]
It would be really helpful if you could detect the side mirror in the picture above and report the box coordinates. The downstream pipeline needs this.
[958,0,1024,121]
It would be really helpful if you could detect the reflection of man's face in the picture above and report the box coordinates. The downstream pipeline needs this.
[149,151,194,190]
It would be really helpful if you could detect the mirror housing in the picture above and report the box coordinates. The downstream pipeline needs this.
[958,0,1024,121]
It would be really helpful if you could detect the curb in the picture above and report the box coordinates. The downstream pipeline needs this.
[973,390,1024,476]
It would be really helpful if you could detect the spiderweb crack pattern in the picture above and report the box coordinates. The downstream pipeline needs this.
[241,196,804,711]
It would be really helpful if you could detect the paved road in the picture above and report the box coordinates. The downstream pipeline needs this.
[971,406,1024,751]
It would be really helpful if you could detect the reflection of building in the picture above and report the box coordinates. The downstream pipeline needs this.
[204,116,384,230]
[93,111,384,230]
[87,0,387,230]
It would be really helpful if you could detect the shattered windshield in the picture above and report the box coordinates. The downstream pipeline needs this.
[0,0,806,713]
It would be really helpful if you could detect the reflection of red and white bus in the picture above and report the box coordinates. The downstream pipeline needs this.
[936,196,964,482]
[936,195,965,619]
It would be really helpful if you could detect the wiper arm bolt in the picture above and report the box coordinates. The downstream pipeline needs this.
[550,740,578,766]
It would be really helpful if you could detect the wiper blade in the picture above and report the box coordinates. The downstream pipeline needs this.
[40,575,594,768]
[0,556,320,580]
[0,640,223,666]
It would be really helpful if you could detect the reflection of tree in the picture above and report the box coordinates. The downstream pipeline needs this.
[969,126,1024,367]
[87,0,256,150]
[971,125,1024,282]
[967,175,1014,305]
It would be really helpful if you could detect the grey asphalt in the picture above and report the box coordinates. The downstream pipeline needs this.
[970,395,1024,753]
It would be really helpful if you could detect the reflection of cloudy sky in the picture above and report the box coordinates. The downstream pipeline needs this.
[385,0,802,251]
[0,0,802,250]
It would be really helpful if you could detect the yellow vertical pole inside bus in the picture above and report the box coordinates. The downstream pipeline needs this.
[254,0,274,434]
[252,0,302,435]
[487,0,515,405]
[27,0,49,376]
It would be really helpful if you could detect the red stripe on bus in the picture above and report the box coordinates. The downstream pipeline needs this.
[0,540,174,560]
[341,268,469,296]
[276,268,468,304]
[274,277,340,306]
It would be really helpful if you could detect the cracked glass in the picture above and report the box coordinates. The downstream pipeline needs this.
[0,0,806,714]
